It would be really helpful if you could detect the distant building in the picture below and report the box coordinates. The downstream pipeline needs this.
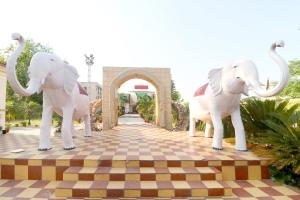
[0,64,6,130]
[130,84,155,99]
[80,82,102,101]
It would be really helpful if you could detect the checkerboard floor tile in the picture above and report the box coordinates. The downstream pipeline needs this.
[1,124,296,198]
[0,124,266,161]
[0,179,299,199]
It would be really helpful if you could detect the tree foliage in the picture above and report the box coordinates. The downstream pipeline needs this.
[279,59,300,98]
[136,95,155,123]
[25,101,42,125]
[5,100,26,121]
[171,80,181,103]
[171,80,184,129]
[118,93,129,105]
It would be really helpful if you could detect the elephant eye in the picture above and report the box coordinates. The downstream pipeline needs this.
[233,66,238,68]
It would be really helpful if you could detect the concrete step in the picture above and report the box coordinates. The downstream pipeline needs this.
[63,166,222,181]
[55,180,232,198]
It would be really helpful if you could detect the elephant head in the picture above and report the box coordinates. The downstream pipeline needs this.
[208,41,289,97]
[6,33,79,97]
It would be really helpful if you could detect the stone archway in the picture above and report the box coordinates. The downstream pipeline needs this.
[102,67,172,130]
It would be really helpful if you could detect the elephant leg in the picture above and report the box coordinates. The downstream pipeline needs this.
[231,109,247,151]
[38,97,53,151]
[204,123,213,138]
[211,112,223,150]
[62,106,76,150]
[71,123,76,138]
[84,114,92,137]
[189,116,196,137]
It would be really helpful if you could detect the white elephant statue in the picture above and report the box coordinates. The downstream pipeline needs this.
[6,33,92,150]
[189,41,289,151]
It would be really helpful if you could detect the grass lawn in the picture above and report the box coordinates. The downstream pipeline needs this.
[7,118,81,128]
[7,119,42,127]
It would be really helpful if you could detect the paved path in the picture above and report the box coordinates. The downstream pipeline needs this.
[8,124,83,136]
[9,127,55,136]
[118,113,146,125]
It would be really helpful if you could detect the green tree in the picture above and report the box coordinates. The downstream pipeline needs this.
[171,80,181,103]
[5,99,26,121]
[171,80,186,129]
[280,60,300,98]
[118,93,129,116]
[136,95,155,123]
[118,93,129,106]
[2,38,52,121]
[25,101,42,125]
[2,39,52,105]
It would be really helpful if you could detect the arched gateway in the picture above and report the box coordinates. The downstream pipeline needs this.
[102,67,172,130]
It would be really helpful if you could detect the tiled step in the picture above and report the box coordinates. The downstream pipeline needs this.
[94,159,268,168]
[0,158,270,181]
[55,180,232,198]
[63,166,222,181]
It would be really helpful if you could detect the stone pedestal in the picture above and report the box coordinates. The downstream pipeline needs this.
[0,65,7,131]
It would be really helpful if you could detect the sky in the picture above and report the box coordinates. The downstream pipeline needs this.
[0,0,299,100]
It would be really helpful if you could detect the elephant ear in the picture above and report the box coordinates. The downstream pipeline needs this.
[208,68,222,96]
[64,64,79,96]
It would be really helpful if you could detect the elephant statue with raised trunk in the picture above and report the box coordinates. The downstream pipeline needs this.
[6,33,92,150]
[189,41,289,151]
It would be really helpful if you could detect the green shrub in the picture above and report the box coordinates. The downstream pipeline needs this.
[240,97,293,138]
[196,120,205,131]
[53,113,62,133]
[5,124,11,130]
[172,109,178,127]
[269,166,300,188]
[240,97,300,187]
[258,110,300,174]
[222,116,235,138]
[195,114,242,138]
[21,121,27,127]
[136,95,156,123]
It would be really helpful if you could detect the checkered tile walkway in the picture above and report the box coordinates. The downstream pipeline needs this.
[0,124,264,161]
[0,124,299,199]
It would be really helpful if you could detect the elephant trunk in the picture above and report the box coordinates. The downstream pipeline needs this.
[252,41,289,97]
[6,33,36,96]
